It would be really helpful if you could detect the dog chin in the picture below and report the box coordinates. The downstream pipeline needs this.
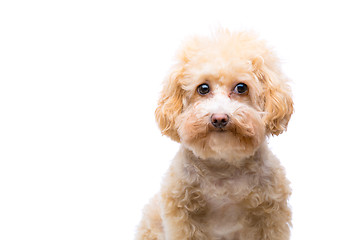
[183,130,261,163]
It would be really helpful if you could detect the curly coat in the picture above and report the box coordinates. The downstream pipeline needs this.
[136,30,293,240]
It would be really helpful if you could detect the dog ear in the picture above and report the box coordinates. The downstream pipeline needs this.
[253,57,294,135]
[155,66,184,142]
[155,37,203,142]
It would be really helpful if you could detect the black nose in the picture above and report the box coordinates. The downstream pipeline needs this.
[211,114,229,128]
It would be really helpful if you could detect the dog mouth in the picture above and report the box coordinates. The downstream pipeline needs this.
[210,128,227,133]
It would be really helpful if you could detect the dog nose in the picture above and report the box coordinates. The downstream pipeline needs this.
[211,114,229,128]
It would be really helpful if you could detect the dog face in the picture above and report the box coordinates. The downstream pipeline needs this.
[155,30,293,161]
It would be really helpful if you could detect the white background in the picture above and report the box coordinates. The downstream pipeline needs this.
[1,0,360,239]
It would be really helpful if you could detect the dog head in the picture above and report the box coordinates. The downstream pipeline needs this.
[155,30,293,161]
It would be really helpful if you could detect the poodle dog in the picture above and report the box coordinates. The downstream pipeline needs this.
[136,30,293,240]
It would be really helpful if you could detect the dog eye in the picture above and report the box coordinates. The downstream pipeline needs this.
[197,83,210,95]
[234,83,248,94]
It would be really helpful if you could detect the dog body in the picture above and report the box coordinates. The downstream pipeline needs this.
[136,30,293,240]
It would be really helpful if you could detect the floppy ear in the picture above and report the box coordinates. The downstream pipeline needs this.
[155,36,203,142]
[155,66,184,142]
[253,57,294,136]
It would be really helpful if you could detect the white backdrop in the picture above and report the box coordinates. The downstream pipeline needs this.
[1,1,360,239]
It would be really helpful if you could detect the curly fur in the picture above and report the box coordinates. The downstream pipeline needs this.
[137,29,293,240]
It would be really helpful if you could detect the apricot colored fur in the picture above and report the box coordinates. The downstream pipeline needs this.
[136,30,293,240]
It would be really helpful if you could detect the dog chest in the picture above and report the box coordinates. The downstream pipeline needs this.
[205,195,244,239]
[201,177,251,239]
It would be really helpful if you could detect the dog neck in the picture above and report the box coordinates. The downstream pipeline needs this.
[173,143,268,182]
